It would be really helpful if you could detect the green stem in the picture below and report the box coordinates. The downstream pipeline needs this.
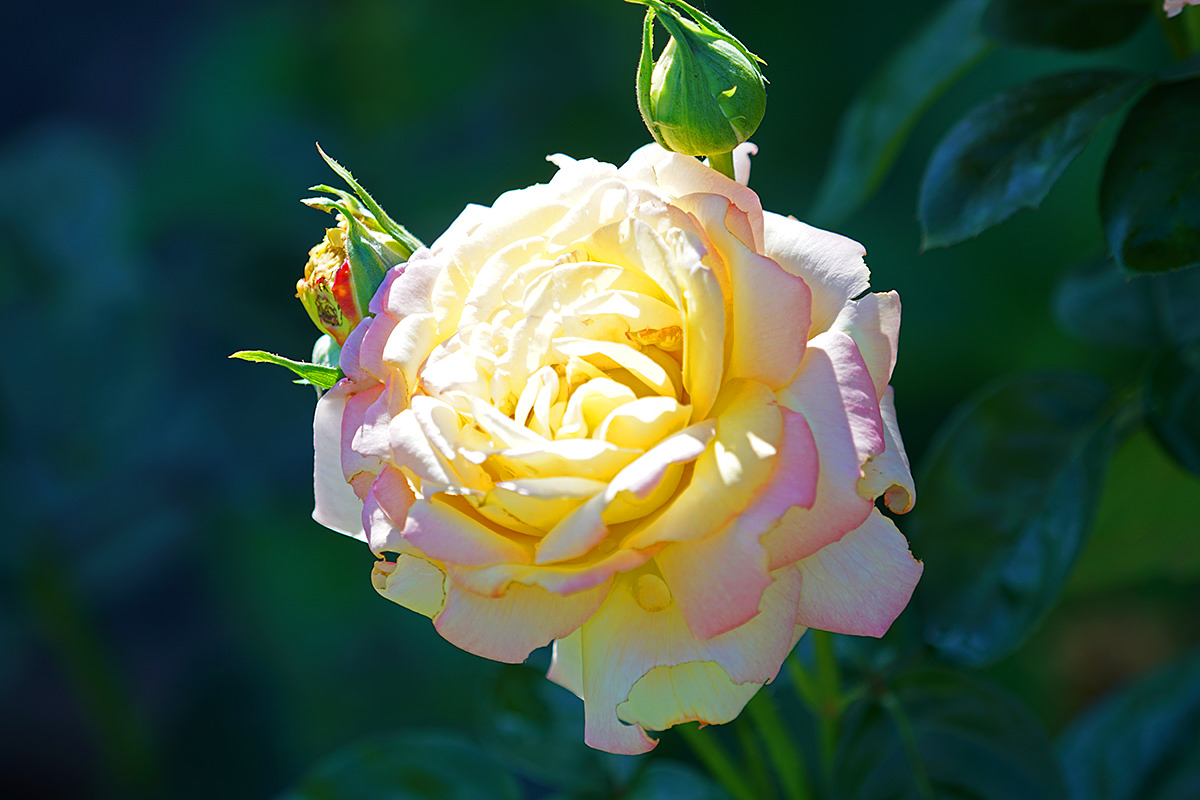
[678,724,759,800]
[747,692,814,800]
[811,631,842,786]
[1185,6,1200,54]
[736,716,775,800]
[707,150,736,180]
[881,692,935,800]
[1160,9,1192,60]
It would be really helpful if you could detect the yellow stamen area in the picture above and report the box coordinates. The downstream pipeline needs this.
[634,573,672,612]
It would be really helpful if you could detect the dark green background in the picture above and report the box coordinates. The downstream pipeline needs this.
[3,1,1196,797]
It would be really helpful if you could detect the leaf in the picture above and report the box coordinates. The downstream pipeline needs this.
[229,350,342,389]
[1059,647,1200,800]
[920,70,1146,248]
[1101,80,1200,273]
[473,663,610,793]
[1145,344,1200,477]
[280,731,522,800]
[910,372,1119,666]
[1054,259,1200,349]
[836,669,1066,800]
[810,0,992,224]
[315,144,423,257]
[982,0,1150,52]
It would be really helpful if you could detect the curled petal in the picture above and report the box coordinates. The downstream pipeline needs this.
[796,509,922,637]
[859,387,915,513]
[831,291,901,402]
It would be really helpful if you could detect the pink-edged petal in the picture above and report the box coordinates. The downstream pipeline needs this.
[831,291,901,402]
[400,495,532,568]
[313,382,369,539]
[448,546,653,598]
[859,387,915,513]
[768,331,884,567]
[361,466,418,556]
[433,575,610,664]
[763,210,870,335]
[795,509,922,637]
[372,554,446,619]
[338,317,371,382]
[575,566,802,755]
[350,379,399,462]
[677,192,812,389]
[657,409,817,640]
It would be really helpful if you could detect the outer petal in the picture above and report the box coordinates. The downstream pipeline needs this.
[570,567,803,754]
[768,331,884,567]
[313,382,368,539]
[433,575,610,664]
[763,210,870,336]
[795,509,922,637]
[372,555,446,619]
[831,291,901,402]
[859,386,915,513]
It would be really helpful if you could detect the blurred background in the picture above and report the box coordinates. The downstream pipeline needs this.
[3,0,1197,797]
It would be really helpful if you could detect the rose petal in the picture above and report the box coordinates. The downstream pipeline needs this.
[795,509,922,637]
[859,387,915,513]
[831,291,901,402]
[313,382,368,539]
[768,331,884,567]
[763,211,870,336]
[400,495,532,568]
[372,555,447,619]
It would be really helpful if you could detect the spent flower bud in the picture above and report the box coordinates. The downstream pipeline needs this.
[632,0,766,158]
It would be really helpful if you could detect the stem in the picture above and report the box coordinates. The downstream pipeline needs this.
[735,716,775,800]
[707,150,736,180]
[881,692,935,800]
[811,631,841,786]
[747,692,814,800]
[678,724,759,800]
[1159,9,1192,60]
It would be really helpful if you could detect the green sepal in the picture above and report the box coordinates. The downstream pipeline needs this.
[229,350,343,389]
[315,144,423,257]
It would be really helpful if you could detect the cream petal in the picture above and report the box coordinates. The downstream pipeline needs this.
[361,466,418,556]
[548,628,584,698]
[831,291,901,402]
[623,380,782,550]
[449,546,653,598]
[763,210,870,336]
[372,554,447,619]
[432,575,611,664]
[657,408,817,640]
[795,509,922,637]
[859,387,916,513]
[732,141,758,187]
[313,383,368,540]
[768,331,885,567]
[620,144,765,251]
[594,396,690,450]
[576,566,802,754]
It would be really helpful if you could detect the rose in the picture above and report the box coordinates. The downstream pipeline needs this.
[312,143,922,755]
[1164,0,1199,17]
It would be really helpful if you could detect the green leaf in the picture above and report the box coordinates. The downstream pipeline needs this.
[982,0,1150,52]
[1054,259,1200,349]
[315,144,423,257]
[229,350,342,389]
[1145,344,1200,477]
[1101,80,1200,273]
[280,731,522,800]
[473,663,610,792]
[920,70,1146,248]
[836,669,1066,800]
[910,373,1119,666]
[811,0,992,224]
[1059,647,1200,800]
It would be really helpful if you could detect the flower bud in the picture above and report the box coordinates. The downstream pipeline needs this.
[296,222,361,346]
[634,0,766,157]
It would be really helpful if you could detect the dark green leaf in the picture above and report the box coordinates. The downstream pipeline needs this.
[810,0,992,224]
[1101,80,1200,273]
[1059,647,1200,800]
[837,669,1066,800]
[229,350,342,389]
[281,731,522,800]
[921,71,1146,248]
[983,0,1150,52]
[1145,345,1200,477]
[911,373,1119,666]
[1054,259,1200,349]
[473,663,610,792]
[627,762,733,800]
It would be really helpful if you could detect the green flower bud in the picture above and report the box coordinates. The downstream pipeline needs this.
[633,0,766,158]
